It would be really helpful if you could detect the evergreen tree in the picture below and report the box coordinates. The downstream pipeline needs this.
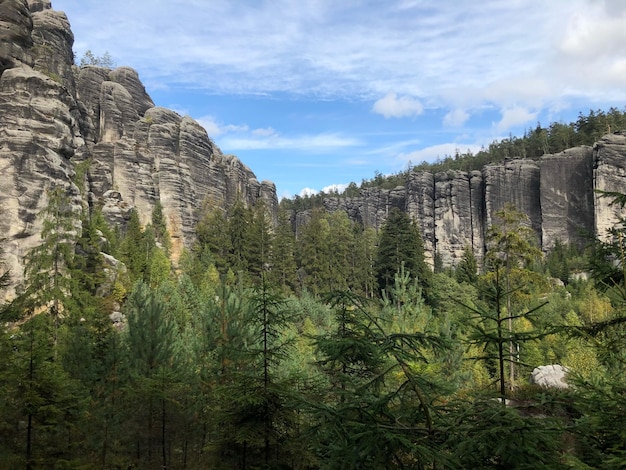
[151,200,172,254]
[310,290,452,468]
[455,245,479,285]
[297,208,334,293]
[227,199,252,275]
[123,281,179,468]
[119,209,152,283]
[246,200,273,284]
[2,314,84,468]
[21,186,78,348]
[195,206,231,275]
[484,204,545,388]
[351,226,378,298]
[376,207,431,299]
[269,208,299,293]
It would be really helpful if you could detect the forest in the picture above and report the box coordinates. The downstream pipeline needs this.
[1,112,626,468]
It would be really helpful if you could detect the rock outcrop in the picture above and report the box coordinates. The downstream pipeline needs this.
[306,134,626,266]
[530,364,569,389]
[0,0,278,295]
[2,1,626,298]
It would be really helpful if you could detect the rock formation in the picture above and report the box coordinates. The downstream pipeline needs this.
[2,1,626,298]
[0,0,277,295]
[530,364,569,389]
[306,134,626,266]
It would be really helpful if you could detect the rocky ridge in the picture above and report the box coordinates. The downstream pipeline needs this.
[2,0,626,296]
[307,134,626,266]
[0,0,277,294]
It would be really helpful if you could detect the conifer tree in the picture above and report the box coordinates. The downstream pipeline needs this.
[309,290,452,468]
[246,200,273,284]
[484,204,544,388]
[376,207,431,299]
[297,208,333,293]
[21,186,79,348]
[269,208,298,292]
[151,200,171,254]
[119,209,150,283]
[455,245,479,285]
[194,207,231,275]
[227,199,252,275]
[123,281,178,468]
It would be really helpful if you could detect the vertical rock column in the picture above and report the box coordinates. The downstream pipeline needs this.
[406,171,435,265]
[433,170,484,266]
[593,133,626,242]
[540,147,594,250]
[483,160,543,247]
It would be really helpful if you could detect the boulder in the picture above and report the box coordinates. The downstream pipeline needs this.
[530,364,569,389]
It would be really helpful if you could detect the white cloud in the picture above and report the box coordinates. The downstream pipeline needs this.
[495,107,538,133]
[373,92,423,119]
[196,116,249,137]
[57,0,626,110]
[299,187,318,197]
[443,109,470,127]
[397,142,483,165]
[220,132,361,152]
[252,127,277,137]
[322,183,349,194]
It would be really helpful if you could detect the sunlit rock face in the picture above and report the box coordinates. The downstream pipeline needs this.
[0,1,278,297]
[304,135,626,268]
[593,133,626,243]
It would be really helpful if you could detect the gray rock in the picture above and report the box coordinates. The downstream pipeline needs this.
[593,133,626,242]
[540,147,594,249]
[0,1,279,299]
[530,364,569,389]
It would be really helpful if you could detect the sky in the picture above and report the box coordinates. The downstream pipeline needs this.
[51,0,626,199]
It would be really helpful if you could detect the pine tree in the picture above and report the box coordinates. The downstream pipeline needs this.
[123,281,178,468]
[269,208,298,293]
[484,204,545,389]
[455,245,479,285]
[21,186,79,349]
[376,207,431,299]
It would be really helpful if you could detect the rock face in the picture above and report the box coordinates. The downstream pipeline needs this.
[530,365,569,389]
[0,1,278,295]
[309,134,626,266]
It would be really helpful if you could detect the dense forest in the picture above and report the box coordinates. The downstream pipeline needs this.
[1,111,626,468]
[283,107,626,211]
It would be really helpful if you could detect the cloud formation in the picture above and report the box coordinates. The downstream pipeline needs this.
[59,0,626,120]
[373,93,424,119]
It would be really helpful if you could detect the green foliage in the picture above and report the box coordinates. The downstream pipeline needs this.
[79,49,115,68]
[445,397,565,468]
[268,208,299,293]
[455,245,479,285]
[376,207,431,299]
[309,290,453,468]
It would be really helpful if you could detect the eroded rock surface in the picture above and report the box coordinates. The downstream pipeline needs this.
[0,1,278,296]
[307,136,626,266]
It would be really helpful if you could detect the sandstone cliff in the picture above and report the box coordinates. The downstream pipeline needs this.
[0,0,277,294]
[304,135,626,266]
[2,0,626,296]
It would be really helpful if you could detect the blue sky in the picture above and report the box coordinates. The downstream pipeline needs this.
[52,0,626,199]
